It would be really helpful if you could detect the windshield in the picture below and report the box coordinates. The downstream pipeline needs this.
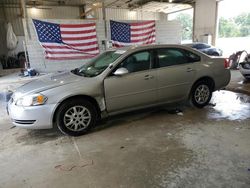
[71,50,123,77]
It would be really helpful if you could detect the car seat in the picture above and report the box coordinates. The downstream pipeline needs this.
[124,56,137,73]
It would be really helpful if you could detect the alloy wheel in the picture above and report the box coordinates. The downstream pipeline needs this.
[63,106,91,131]
[194,84,210,104]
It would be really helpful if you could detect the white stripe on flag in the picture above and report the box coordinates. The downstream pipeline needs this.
[43,44,99,51]
[61,32,97,38]
[62,38,98,44]
[60,25,96,32]
[131,28,155,35]
[112,38,155,46]
[131,32,156,41]
[131,22,155,29]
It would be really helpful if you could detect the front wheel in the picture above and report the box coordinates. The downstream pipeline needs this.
[56,99,97,136]
[190,81,212,108]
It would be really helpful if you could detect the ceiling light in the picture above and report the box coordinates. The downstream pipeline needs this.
[169,0,173,3]
[31,7,38,15]
[93,2,101,7]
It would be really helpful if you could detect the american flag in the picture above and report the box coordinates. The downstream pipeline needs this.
[33,19,99,60]
[110,20,156,47]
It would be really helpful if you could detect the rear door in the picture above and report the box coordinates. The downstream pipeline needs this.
[155,48,200,102]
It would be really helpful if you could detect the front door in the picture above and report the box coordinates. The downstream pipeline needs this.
[104,50,157,112]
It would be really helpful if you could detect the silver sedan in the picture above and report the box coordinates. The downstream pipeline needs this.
[7,44,231,136]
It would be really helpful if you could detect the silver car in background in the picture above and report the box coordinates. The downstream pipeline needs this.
[7,44,231,136]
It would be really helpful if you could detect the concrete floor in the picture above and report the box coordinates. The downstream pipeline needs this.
[0,70,250,188]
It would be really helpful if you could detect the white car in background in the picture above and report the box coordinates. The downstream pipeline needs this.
[239,53,250,80]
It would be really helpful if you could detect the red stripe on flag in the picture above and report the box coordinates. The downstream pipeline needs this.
[145,39,156,44]
[43,46,99,52]
[46,50,99,55]
[42,42,98,49]
[60,23,95,28]
[61,29,96,35]
[69,41,98,47]
[62,35,97,41]
[131,29,156,37]
[131,36,155,43]
[131,25,155,32]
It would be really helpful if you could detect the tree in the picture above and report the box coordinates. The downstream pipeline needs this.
[234,13,250,37]
[219,12,250,38]
[175,13,193,40]
[219,17,240,37]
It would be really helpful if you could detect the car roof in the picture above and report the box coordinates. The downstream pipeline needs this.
[184,42,209,46]
[110,44,196,52]
[106,44,209,58]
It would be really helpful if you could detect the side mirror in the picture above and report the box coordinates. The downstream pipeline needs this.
[113,67,129,76]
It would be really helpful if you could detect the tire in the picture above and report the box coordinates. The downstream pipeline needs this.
[244,76,250,81]
[190,80,212,108]
[55,98,97,136]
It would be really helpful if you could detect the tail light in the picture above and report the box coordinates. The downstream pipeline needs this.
[224,58,229,69]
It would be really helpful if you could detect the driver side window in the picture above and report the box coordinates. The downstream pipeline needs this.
[117,51,151,73]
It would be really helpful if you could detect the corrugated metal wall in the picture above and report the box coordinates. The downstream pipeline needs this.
[26,7,80,20]
[24,19,105,72]
[1,6,81,36]
[96,8,166,20]
[4,7,24,36]
[0,5,80,56]
[2,6,166,38]
[24,18,181,73]
[156,21,181,44]
[0,5,23,56]
[0,6,7,55]
[1,5,181,72]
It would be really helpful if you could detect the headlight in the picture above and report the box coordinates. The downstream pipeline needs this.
[16,94,48,107]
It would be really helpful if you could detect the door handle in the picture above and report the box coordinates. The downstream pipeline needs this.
[186,68,194,72]
[144,75,154,80]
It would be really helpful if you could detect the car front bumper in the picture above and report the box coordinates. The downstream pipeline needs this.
[7,100,56,129]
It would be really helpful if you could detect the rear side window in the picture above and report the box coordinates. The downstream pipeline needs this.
[156,48,200,68]
[184,50,201,63]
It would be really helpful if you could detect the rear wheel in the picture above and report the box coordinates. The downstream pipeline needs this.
[190,80,212,108]
[56,99,97,136]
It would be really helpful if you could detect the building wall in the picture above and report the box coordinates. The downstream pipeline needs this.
[27,6,80,20]
[193,0,218,45]
[24,18,181,73]
[95,8,166,21]
[156,21,181,44]
[0,6,81,56]
[24,19,106,72]
[0,6,7,56]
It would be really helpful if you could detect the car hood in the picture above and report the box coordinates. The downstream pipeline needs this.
[15,71,82,96]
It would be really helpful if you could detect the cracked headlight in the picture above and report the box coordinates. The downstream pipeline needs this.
[16,94,48,107]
